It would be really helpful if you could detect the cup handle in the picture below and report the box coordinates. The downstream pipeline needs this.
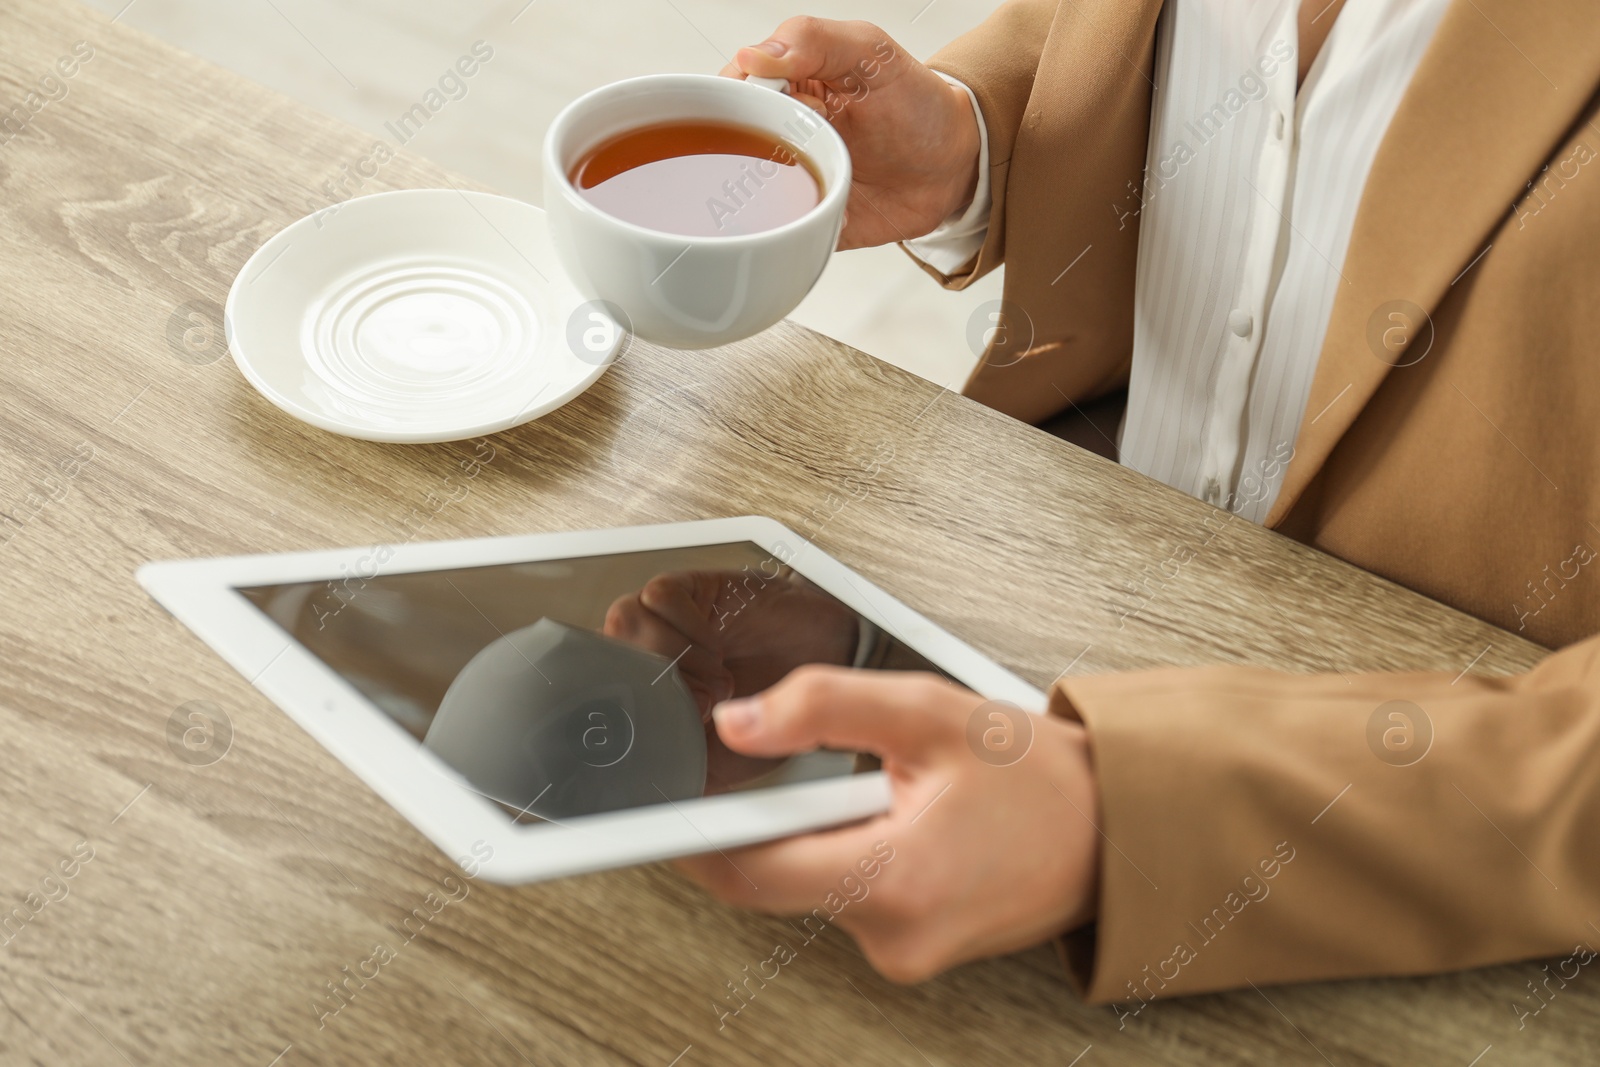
[744,75,790,94]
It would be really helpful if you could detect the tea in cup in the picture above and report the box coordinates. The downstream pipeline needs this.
[543,74,851,350]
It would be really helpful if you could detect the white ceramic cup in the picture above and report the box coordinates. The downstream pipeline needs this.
[543,74,851,350]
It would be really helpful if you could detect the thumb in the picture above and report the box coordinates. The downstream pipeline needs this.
[734,17,902,88]
[712,667,963,762]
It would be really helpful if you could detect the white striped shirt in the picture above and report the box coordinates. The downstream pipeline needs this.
[910,0,1450,522]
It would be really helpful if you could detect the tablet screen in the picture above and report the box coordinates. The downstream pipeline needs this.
[239,541,937,825]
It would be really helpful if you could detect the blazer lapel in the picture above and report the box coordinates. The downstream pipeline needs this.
[1267,0,1600,526]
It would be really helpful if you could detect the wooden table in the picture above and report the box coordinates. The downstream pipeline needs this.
[1,2,1591,1064]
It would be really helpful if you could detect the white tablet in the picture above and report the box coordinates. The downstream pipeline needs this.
[138,517,1044,883]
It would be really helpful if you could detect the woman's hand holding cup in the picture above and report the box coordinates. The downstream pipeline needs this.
[723,18,982,250]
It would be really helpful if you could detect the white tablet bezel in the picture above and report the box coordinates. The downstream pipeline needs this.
[138,516,1045,884]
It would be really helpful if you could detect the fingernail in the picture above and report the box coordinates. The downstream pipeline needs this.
[714,697,760,732]
[751,39,787,57]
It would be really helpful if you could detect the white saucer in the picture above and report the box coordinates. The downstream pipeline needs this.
[225,189,623,443]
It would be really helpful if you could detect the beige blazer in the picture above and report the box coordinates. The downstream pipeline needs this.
[919,0,1600,1002]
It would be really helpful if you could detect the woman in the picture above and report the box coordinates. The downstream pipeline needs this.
[659,0,1599,1005]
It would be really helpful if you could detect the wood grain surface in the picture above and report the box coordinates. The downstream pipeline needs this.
[1,2,1590,1064]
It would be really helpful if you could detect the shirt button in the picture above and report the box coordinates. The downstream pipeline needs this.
[1228,309,1254,338]
[1273,111,1286,140]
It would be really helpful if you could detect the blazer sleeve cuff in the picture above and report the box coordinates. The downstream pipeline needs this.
[901,0,1058,288]
[1046,648,1600,1007]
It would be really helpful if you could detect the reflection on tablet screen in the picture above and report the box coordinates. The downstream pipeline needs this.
[238,542,939,825]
